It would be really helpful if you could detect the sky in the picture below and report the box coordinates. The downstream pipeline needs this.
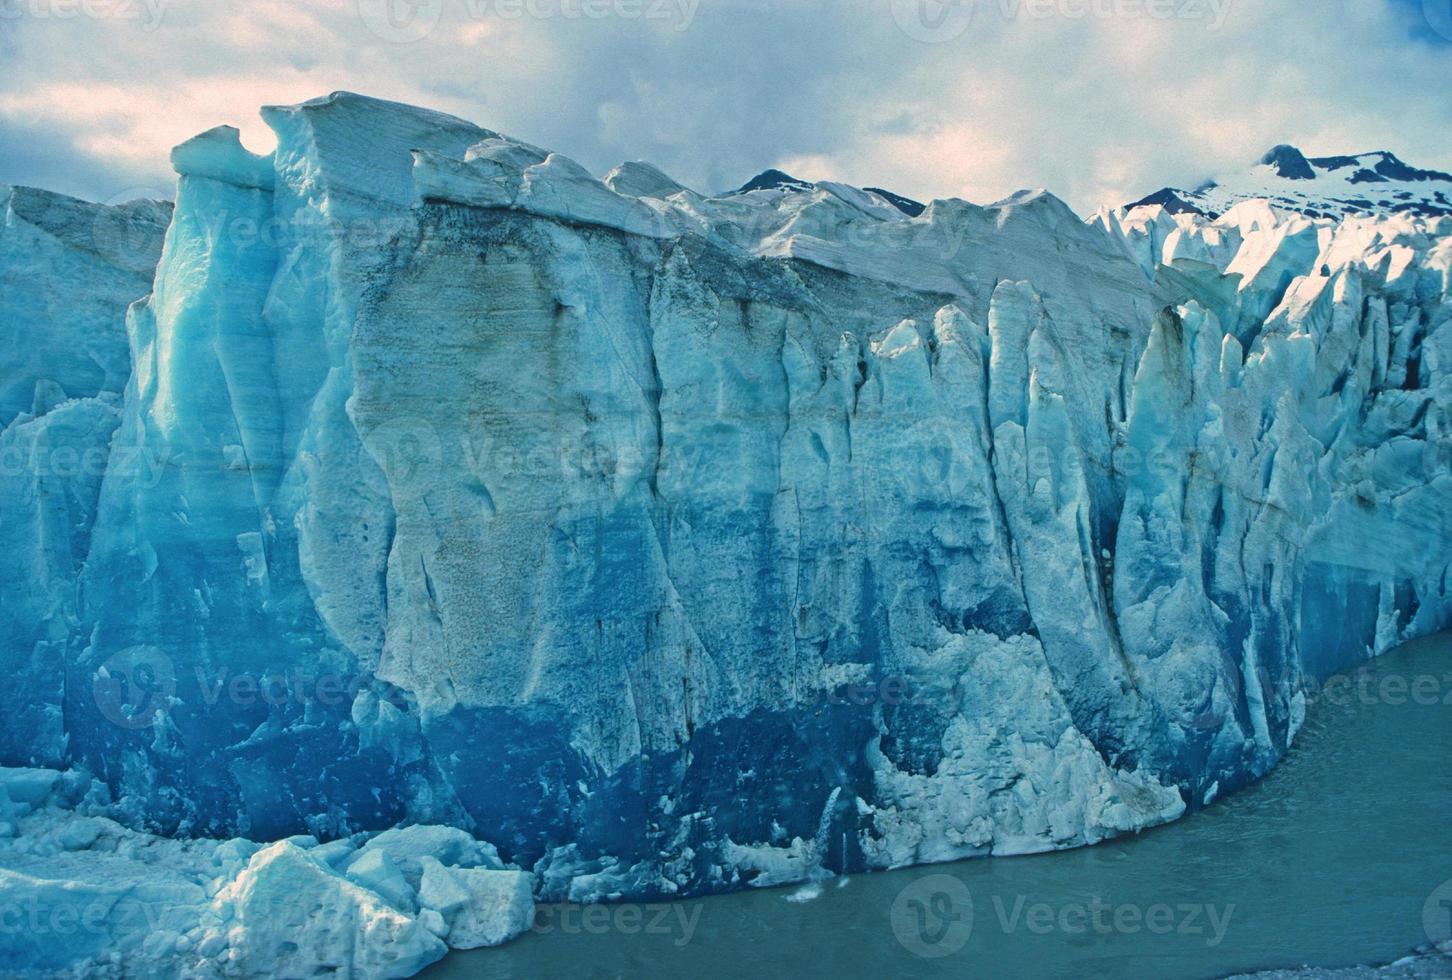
[1,0,1451,215]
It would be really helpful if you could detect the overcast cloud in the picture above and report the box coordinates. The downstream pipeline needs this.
[1,0,1450,214]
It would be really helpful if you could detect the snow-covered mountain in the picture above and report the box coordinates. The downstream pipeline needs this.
[1127,144,1452,220]
[1,94,1450,977]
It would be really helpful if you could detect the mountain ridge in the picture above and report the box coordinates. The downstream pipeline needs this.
[1126,143,1452,220]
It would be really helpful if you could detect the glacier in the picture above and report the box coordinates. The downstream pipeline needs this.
[0,92,1449,975]
[0,185,171,769]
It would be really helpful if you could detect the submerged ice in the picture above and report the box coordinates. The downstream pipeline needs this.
[1,93,1449,975]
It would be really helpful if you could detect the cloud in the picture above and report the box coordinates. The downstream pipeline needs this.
[2,0,1451,215]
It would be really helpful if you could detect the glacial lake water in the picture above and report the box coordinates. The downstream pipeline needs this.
[430,633,1452,979]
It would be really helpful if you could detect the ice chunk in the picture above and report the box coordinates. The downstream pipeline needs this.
[170,126,274,190]
[344,847,417,912]
[417,858,534,949]
[0,184,167,424]
[212,841,446,977]
[350,826,503,889]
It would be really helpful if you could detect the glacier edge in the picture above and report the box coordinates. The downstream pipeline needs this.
[0,90,1449,976]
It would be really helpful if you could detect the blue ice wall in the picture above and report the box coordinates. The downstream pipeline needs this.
[5,94,1450,899]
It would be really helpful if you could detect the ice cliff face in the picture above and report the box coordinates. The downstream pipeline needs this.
[0,186,170,766]
[4,94,1451,915]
